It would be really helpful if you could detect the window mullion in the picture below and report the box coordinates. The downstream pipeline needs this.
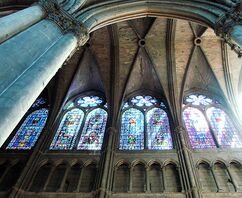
[203,107,220,148]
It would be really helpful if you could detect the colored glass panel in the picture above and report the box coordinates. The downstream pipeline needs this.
[146,108,173,150]
[131,96,157,107]
[7,109,48,150]
[31,97,46,108]
[206,107,242,148]
[185,95,212,106]
[77,108,107,150]
[183,107,216,149]
[120,108,144,150]
[77,96,103,108]
[50,108,84,150]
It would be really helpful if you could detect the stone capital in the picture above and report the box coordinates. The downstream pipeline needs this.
[215,2,242,56]
[215,3,242,37]
[38,0,89,46]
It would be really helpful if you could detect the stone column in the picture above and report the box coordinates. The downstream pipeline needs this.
[177,166,185,192]
[161,166,166,192]
[0,5,89,146]
[129,166,133,192]
[174,126,201,198]
[58,165,71,192]
[0,0,63,44]
[226,165,239,192]
[145,166,150,192]
[112,167,118,192]
[210,166,221,192]
[98,127,117,198]
[76,165,84,192]
[0,5,45,43]
[43,166,55,191]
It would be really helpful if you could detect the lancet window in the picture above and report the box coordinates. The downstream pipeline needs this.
[183,94,242,149]
[119,95,173,150]
[6,97,49,150]
[50,95,108,150]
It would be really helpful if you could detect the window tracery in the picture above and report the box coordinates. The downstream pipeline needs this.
[183,94,242,149]
[50,95,108,150]
[120,95,173,150]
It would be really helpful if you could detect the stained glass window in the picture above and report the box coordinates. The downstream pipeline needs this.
[183,107,216,149]
[77,96,103,108]
[120,108,144,150]
[206,107,242,148]
[7,109,48,150]
[50,108,84,150]
[146,108,172,150]
[77,108,108,150]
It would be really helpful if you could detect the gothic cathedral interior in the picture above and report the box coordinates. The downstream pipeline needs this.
[0,0,242,198]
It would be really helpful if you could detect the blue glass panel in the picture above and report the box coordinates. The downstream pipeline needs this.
[120,108,144,150]
[146,108,173,150]
[183,107,216,149]
[206,107,242,148]
[185,95,212,106]
[50,108,84,150]
[77,108,107,150]
[7,109,48,150]
[77,96,103,108]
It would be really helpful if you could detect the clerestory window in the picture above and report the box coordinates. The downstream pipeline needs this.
[6,97,49,150]
[183,94,242,149]
[50,95,108,150]
[119,95,173,150]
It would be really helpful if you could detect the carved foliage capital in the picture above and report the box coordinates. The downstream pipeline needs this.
[215,3,242,37]
[38,0,89,46]
[215,3,242,56]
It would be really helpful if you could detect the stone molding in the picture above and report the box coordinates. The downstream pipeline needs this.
[38,0,89,46]
[215,2,242,56]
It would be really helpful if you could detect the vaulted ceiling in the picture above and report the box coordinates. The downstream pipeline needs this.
[0,0,241,126]
[47,17,242,126]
